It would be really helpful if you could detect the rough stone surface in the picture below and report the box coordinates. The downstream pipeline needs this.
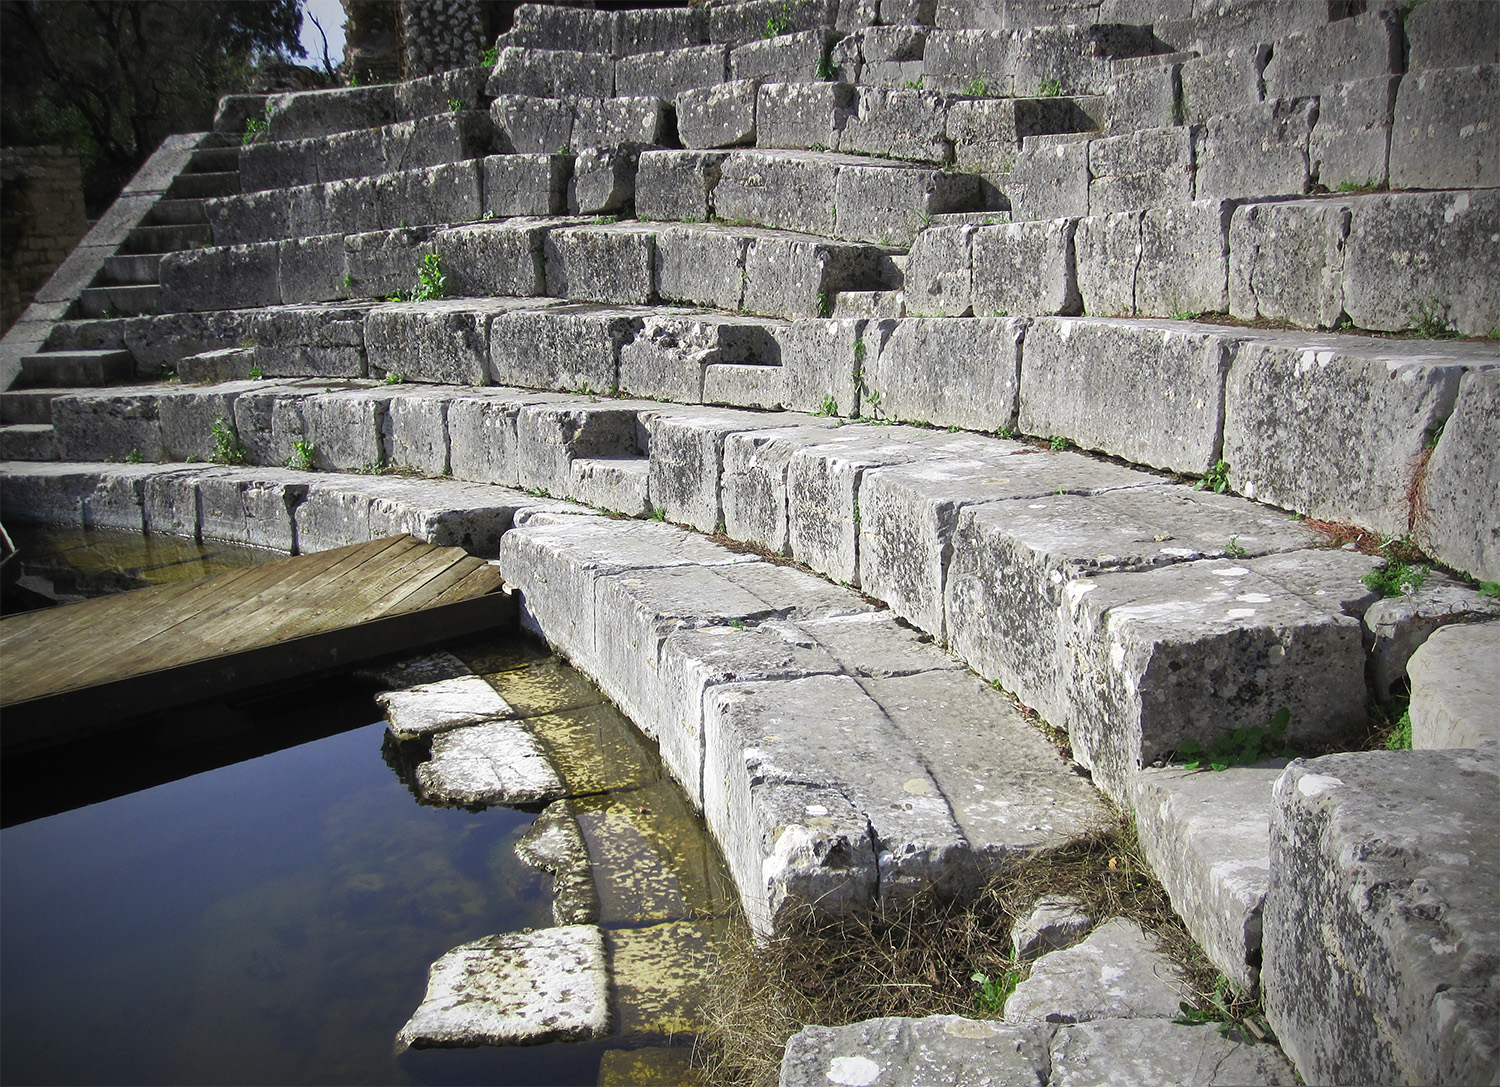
[1011,895,1092,965]
[1009,134,1090,222]
[1261,11,1401,99]
[633,149,728,221]
[1408,620,1500,750]
[676,79,759,149]
[780,1016,1052,1087]
[971,219,1080,318]
[1195,99,1315,202]
[1417,368,1500,582]
[903,224,975,317]
[1364,577,1500,698]
[863,316,1022,431]
[489,304,643,392]
[1005,918,1186,1024]
[1087,127,1194,215]
[395,925,611,1049]
[1311,76,1398,192]
[1264,749,1500,1087]
[416,718,567,807]
[1049,1017,1298,1086]
[1226,198,1350,330]
[378,675,516,740]
[517,800,600,926]
[1390,64,1499,190]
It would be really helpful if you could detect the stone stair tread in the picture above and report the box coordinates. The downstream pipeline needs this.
[166,170,241,199]
[0,388,67,425]
[18,349,134,388]
[122,223,208,254]
[0,423,56,461]
[75,285,161,319]
[147,198,209,226]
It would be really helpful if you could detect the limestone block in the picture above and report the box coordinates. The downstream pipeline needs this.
[299,389,399,472]
[614,6,709,56]
[159,244,280,313]
[715,149,839,235]
[343,226,437,302]
[1417,368,1500,581]
[481,153,570,218]
[773,317,868,416]
[156,384,255,463]
[1265,749,1500,1086]
[1227,198,1348,329]
[1389,64,1500,191]
[1009,133,1090,222]
[835,161,976,246]
[490,94,573,155]
[516,402,646,499]
[1409,620,1500,749]
[1364,577,1500,698]
[1343,189,1500,336]
[1135,200,1232,318]
[743,232,885,319]
[653,224,749,312]
[1073,210,1140,319]
[903,224,975,316]
[1405,0,1500,70]
[730,29,834,84]
[196,470,305,550]
[1005,918,1186,1023]
[1010,25,1159,97]
[447,390,526,485]
[1087,127,1195,215]
[383,389,454,475]
[489,304,643,392]
[1049,1018,1298,1086]
[396,926,611,1049]
[642,406,758,531]
[619,314,778,403]
[1132,763,1286,994]
[1222,334,1486,535]
[840,86,951,163]
[0,463,166,532]
[51,390,164,463]
[567,147,639,216]
[1311,76,1397,192]
[205,189,289,246]
[1178,44,1269,125]
[394,67,489,122]
[1188,0,1326,55]
[863,316,1022,430]
[229,385,316,466]
[1099,59,1179,134]
[703,362,788,410]
[720,424,864,554]
[366,298,530,386]
[1022,318,1236,473]
[971,218,1080,317]
[946,96,1083,179]
[416,719,566,806]
[1195,99,1315,201]
[265,84,397,141]
[571,96,670,150]
[547,225,658,309]
[634,150,728,222]
[247,303,371,380]
[1066,552,1375,800]
[781,1017,1051,1087]
[486,46,614,99]
[921,27,1014,95]
[433,220,550,298]
[614,44,728,103]
[515,800,598,926]
[569,456,650,516]
[277,234,346,306]
[505,4,613,53]
[240,139,320,192]
[676,80,760,149]
[1262,10,1401,100]
[1012,896,1092,964]
[709,0,837,46]
[861,23,927,65]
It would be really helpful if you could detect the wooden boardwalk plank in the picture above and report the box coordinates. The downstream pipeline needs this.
[0,537,513,732]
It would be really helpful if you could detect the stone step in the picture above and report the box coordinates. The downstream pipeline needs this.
[99,253,162,286]
[166,170,241,200]
[121,223,208,254]
[500,3,710,57]
[146,198,208,226]
[74,285,161,319]
[187,145,241,174]
[240,111,496,193]
[920,23,1167,98]
[265,83,400,142]
[17,350,134,388]
[489,93,672,156]
[0,388,64,424]
[0,423,55,461]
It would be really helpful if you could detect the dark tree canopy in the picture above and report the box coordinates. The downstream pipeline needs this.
[1,0,305,213]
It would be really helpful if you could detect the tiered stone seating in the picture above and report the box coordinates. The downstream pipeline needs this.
[2,1,1497,1081]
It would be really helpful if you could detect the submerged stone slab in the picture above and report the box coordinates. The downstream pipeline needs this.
[416,718,566,807]
[1005,917,1186,1024]
[1049,1018,1298,1086]
[396,925,611,1049]
[1264,749,1500,1087]
[781,1015,1052,1087]
[1408,620,1500,750]
[609,920,725,1040]
[378,675,517,740]
[516,800,600,926]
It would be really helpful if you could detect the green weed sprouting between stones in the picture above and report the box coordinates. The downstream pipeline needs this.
[1412,298,1457,339]
[384,372,405,384]
[1224,536,1248,559]
[1037,77,1062,97]
[1178,708,1296,772]
[387,253,448,303]
[1363,560,1429,598]
[998,424,1016,438]
[1480,581,1500,599]
[970,968,1019,1014]
[965,76,987,96]
[816,394,839,417]
[447,97,468,113]
[816,51,836,80]
[817,292,833,318]
[763,2,792,37]
[1195,459,1230,494]
[242,115,268,146]
[481,46,498,66]
[1049,435,1071,451]
[286,440,315,471]
[1174,974,1273,1042]
[650,506,667,521]
[1385,709,1413,750]
[123,448,144,464]
[247,364,264,379]
[904,77,924,90]
[210,416,246,464]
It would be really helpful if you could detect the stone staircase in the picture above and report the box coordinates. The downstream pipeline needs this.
[2,1,1497,1082]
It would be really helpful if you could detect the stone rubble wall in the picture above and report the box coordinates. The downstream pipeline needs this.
[1,147,89,333]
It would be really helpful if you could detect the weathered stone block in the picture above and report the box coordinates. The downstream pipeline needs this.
[1310,76,1397,192]
[743,232,886,319]
[1343,189,1500,337]
[344,226,438,302]
[1087,127,1194,215]
[433,220,551,298]
[1364,576,1500,698]
[730,29,834,84]
[278,234,347,306]
[544,223,657,305]
[921,27,1014,95]
[516,402,646,498]
[376,161,482,229]
[703,361,788,410]
[568,456,650,517]
[482,154,570,218]
[1265,749,1500,1087]
[614,44,727,103]
[571,96,671,149]
[782,1017,1050,1087]
[1417,367,1500,581]
[643,406,769,531]
[156,384,254,463]
[1405,0,1500,70]
[1261,10,1401,100]
[394,67,489,122]
[1048,1017,1299,1085]
[1073,210,1140,318]
[634,150,728,222]
[614,6,709,56]
[755,82,853,151]
[772,317,868,416]
[567,147,639,215]
[489,304,643,392]
[1389,64,1500,190]
[1195,99,1314,201]
[159,244,281,313]
[486,46,614,99]
[1099,59,1179,134]
[903,224,975,317]
[1223,334,1486,535]
[240,139,320,192]
[1005,918,1186,1024]
[490,94,573,155]
[720,424,847,554]
[1019,318,1237,475]
[834,161,977,246]
[618,314,778,403]
[197,469,305,550]
[1178,44,1269,125]
[839,86,950,163]
[714,150,839,235]
[265,85,398,141]
[654,224,749,312]
[447,390,526,486]
[1227,198,1349,329]
[971,218,1080,317]
[677,80,760,149]
[863,316,1022,430]
[1408,620,1500,749]
[1135,200,1232,317]
[299,389,402,472]
[366,298,538,386]
[709,0,837,46]
[384,388,453,475]
[1009,133,1090,221]
[505,4,614,53]
[51,390,164,463]
[206,188,289,246]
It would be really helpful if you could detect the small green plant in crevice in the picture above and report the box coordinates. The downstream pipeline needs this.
[557,143,575,158]
[123,448,144,464]
[1479,581,1500,599]
[730,618,746,630]
[526,486,550,498]
[965,76,988,97]
[1224,536,1248,559]
[1384,708,1413,750]
[904,76,925,90]
[970,967,1019,1014]
[247,364,264,379]
[481,45,498,67]
[242,115,268,146]
[1363,559,1429,598]
[815,393,839,417]
[816,291,833,318]
[998,424,1016,439]
[384,371,406,384]
[763,2,792,38]
[650,506,667,522]
[342,272,355,294]
[447,97,468,113]
[1178,708,1296,772]
[413,252,447,301]
[1049,435,1071,452]
[1195,459,1230,494]
[852,499,861,526]
[853,338,866,363]
[210,415,247,465]
[286,439,316,471]
[815,49,837,81]
[1037,77,1062,97]
[1173,974,1272,1043]
[1412,297,1457,339]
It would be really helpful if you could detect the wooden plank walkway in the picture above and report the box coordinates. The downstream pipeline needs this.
[0,536,514,753]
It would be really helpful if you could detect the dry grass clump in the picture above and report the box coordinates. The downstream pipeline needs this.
[693,810,1241,1087]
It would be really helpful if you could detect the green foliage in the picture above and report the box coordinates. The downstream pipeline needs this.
[342,272,355,294]
[817,291,833,318]
[1363,561,1429,598]
[816,393,839,417]
[853,338,866,363]
[903,77,925,90]
[526,486,550,498]
[1195,459,1230,494]
[1173,975,1272,1043]
[286,439,315,472]
[1178,708,1294,771]
[210,415,246,464]
[971,969,1019,1014]
[123,447,144,464]
[415,253,446,300]
[965,76,988,96]
[650,506,667,521]
[1049,435,1071,452]
[816,51,836,80]
[998,424,1016,439]
[242,115,268,146]
[1479,581,1500,599]
[383,371,405,384]
[247,364,264,380]
[481,46,499,67]
[1385,709,1413,750]
[1224,536,1248,559]
[447,97,467,113]
[1037,77,1062,97]
[1412,297,1457,339]
[763,3,792,37]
